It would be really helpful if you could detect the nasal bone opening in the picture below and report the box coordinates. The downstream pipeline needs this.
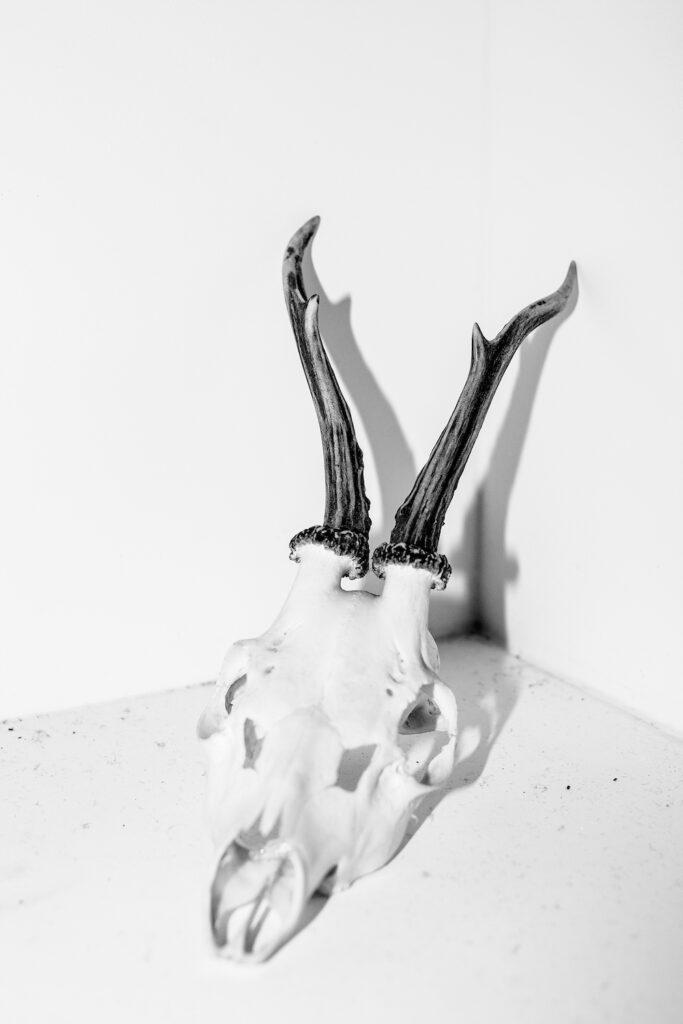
[210,835,308,963]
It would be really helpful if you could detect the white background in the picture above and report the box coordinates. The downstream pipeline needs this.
[1,0,681,730]
[477,0,683,733]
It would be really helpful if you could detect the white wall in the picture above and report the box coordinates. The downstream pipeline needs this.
[478,0,683,733]
[3,0,681,733]
[0,0,487,716]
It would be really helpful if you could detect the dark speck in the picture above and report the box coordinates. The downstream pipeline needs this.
[386,688,393,696]
[8,727,13,732]
[264,666,274,675]
[613,777,618,782]
[566,785,571,790]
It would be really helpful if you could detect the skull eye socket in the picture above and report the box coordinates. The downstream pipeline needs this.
[397,686,455,784]
[225,674,247,714]
[400,693,441,734]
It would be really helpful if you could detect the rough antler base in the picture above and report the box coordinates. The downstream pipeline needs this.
[372,541,452,591]
[290,525,370,579]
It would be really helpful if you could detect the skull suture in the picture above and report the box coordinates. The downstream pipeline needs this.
[199,218,576,962]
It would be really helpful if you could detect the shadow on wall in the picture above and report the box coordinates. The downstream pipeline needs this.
[478,280,579,644]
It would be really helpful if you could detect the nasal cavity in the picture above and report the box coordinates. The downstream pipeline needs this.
[335,744,377,792]
[243,718,263,769]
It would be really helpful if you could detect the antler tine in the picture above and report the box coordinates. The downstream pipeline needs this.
[373,261,577,590]
[284,217,371,579]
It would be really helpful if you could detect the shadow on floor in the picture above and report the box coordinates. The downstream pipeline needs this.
[395,639,521,859]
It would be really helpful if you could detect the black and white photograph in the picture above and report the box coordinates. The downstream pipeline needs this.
[1,1,682,1021]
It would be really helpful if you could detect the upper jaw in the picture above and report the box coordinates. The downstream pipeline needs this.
[204,688,457,962]
[210,835,308,963]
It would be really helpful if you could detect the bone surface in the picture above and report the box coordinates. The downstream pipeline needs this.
[199,218,576,961]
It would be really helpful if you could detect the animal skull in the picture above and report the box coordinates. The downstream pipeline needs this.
[198,218,575,962]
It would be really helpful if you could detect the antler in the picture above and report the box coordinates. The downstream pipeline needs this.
[283,217,372,578]
[373,262,577,590]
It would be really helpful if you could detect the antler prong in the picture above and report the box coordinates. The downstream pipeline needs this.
[283,217,371,578]
[373,261,577,589]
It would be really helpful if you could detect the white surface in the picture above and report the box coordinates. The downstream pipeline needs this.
[2,637,682,1024]
[0,0,485,718]
[478,0,683,733]
[1,0,681,735]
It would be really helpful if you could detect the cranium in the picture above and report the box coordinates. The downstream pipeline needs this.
[198,218,575,962]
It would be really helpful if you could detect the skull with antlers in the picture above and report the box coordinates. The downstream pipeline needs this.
[198,217,575,961]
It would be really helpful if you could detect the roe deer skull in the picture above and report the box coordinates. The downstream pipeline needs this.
[198,217,576,962]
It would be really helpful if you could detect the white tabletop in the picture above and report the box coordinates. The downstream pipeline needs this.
[2,638,682,1024]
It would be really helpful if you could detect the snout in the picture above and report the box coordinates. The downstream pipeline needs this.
[210,834,307,963]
